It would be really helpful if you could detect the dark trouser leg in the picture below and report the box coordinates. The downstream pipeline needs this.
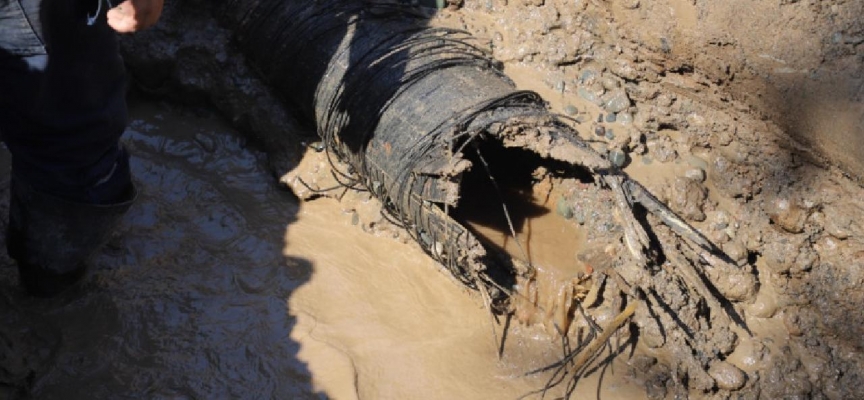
[0,0,136,297]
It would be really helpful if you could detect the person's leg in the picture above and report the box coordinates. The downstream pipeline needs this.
[0,0,136,297]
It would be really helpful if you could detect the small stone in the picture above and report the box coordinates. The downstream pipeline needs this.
[824,211,852,239]
[564,104,578,115]
[717,270,758,301]
[594,124,606,137]
[687,155,709,171]
[605,113,617,123]
[621,0,640,9]
[351,212,360,226]
[768,199,809,234]
[684,168,706,182]
[577,87,600,104]
[605,128,615,140]
[580,69,598,84]
[601,76,620,90]
[708,361,747,391]
[714,211,730,230]
[722,240,748,264]
[608,149,627,168]
[602,88,631,113]
[617,112,633,124]
[670,177,707,221]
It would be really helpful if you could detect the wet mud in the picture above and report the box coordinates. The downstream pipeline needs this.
[0,100,645,399]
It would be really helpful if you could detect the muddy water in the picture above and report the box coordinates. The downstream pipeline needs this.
[0,100,645,399]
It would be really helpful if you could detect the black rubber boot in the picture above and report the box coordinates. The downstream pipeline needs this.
[6,176,137,298]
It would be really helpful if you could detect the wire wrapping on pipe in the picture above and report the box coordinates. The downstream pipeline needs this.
[213,0,571,304]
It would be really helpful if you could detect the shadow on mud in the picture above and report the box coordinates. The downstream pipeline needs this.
[0,99,324,398]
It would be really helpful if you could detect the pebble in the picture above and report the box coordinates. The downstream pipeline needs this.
[622,0,640,9]
[580,69,598,84]
[617,112,633,124]
[601,76,620,90]
[608,149,627,168]
[605,113,617,123]
[708,361,747,391]
[722,240,748,265]
[577,87,600,104]
[684,168,706,182]
[594,124,606,137]
[687,155,709,171]
[602,88,631,113]
[564,104,578,115]
[768,199,809,234]
[718,270,758,301]
[714,210,730,230]
[605,129,615,140]
[671,177,707,221]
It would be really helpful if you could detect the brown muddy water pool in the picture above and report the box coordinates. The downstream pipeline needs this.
[0,100,645,399]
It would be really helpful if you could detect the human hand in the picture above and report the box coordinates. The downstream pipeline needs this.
[107,0,164,33]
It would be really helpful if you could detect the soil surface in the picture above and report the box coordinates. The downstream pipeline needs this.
[2,1,863,399]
